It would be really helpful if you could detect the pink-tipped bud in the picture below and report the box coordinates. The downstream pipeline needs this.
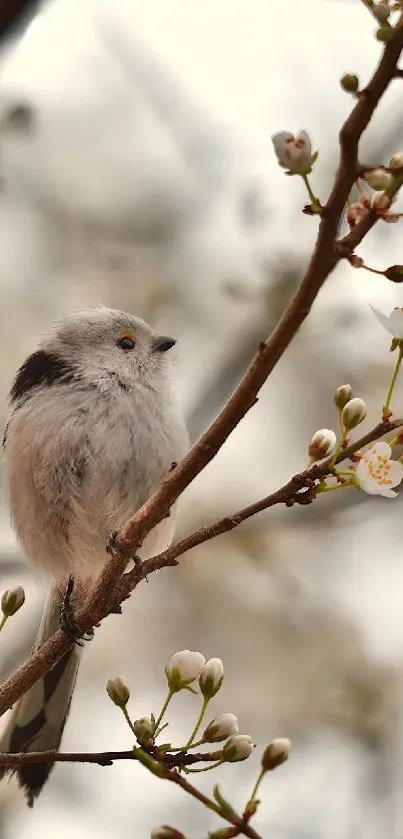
[308,429,337,462]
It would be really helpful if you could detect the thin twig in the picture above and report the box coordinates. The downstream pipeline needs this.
[0,748,222,769]
[118,417,403,596]
[0,747,263,839]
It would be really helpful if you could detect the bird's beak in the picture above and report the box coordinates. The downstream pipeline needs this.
[151,336,177,353]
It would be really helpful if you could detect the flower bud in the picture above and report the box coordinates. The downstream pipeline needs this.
[1,586,25,617]
[133,716,154,745]
[106,675,130,708]
[199,658,224,699]
[261,737,291,771]
[151,826,185,839]
[364,168,393,190]
[334,384,353,410]
[372,191,391,211]
[376,23,394,42]
[349,255,364,269]
[384,265,403,283]
[373,2,390,21]
[347,200,369,227]
[223,734,254,762]
[203,713,239,743]
[341,398,367,430]
[389,153,403,171]
[165,650,205,692]
[340,73,359,93]
[308,429,337,462]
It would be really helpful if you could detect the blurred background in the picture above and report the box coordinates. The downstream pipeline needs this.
[0,0,403,836]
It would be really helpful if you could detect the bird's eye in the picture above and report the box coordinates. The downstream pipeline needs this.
[117,333,136,351]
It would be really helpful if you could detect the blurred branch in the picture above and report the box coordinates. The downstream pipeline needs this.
[0,0,39,44]
[1,11,403,721]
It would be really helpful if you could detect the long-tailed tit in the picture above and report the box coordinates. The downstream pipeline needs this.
[0,306,188,805]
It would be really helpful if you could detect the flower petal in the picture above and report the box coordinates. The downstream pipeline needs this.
[368,441,392,458]
[386,459,403,488]
[369,305,394,335]
[375,486,398,498]
[356,474,381,494]
[388,308,403,339]
[296,130,312,157]
[271,132,294,167]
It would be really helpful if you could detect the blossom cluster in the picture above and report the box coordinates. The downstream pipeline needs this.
[106,651,291,839]
[306,305,403,498]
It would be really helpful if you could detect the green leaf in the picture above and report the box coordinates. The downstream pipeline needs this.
[212,784,237,818]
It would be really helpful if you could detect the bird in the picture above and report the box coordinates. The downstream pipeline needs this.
[0,305,188,805]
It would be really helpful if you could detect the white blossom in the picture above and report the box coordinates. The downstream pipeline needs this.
[203,713,239,743]
[165,650,205,691]
[370,305,403,339]
[271,130,315,175]
[355,441,403,498]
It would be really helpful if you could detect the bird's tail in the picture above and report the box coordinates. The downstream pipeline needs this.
[0,587,82,806]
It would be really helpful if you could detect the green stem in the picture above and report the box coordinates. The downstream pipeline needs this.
[384,345,403,416]
[133,747,264,839]
[301,173,320,210]
[170,738,205,751]
[185,759,224,773]
[316,481,353,494]
[330,430,347,467]
[184,697,210,749]
[249,769,265,803]
[122,707,137,737]
[154,688,174,732]
[361,263,385,277]
[0,615,8,633]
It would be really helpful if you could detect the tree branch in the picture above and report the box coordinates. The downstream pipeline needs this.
[0,747,263,839]
[0,16,403,720]
[117,417,403,597]
[0,747,222,768]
